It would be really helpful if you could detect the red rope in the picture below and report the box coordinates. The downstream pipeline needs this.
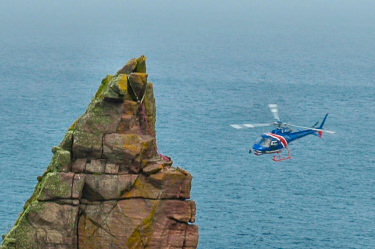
[139,102,170,162]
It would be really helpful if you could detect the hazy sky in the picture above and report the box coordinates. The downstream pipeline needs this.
[1,0,374,87]
[1,1,375,39]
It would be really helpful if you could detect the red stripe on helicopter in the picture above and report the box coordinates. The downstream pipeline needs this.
[266,133,288,148]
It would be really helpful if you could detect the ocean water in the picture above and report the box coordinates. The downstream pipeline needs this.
[1,1,375,248]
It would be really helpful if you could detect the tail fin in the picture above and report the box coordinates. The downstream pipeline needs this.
[317,113,328,138]
[319,113,328,129]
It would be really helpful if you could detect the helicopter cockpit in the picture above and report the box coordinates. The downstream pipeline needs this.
[255,136,271,148]
[252,134,280,154]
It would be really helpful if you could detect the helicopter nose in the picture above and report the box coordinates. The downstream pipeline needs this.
[252,144,264,155]
[253,144,262,150]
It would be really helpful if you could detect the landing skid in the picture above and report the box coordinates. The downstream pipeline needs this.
[272,148,291,162]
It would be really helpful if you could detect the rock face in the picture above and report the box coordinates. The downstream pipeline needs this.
[1,56,199,249]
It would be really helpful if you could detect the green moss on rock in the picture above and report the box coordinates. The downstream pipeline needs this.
[74,96,124,135]
[37,172,73,201]
[143,82,156,136]
[72,131,102,158]
[59,130,73,151]
[48,147,71,172]
[3,202,46,249]
[135,55,147,73]
[68,117,79,132]
[94,75,113,100]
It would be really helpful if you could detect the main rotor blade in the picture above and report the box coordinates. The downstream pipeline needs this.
[268,104,280,121]
[230,123,274,129]
[287,124,336,134]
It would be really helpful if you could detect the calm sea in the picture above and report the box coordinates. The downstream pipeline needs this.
[1,1,375,248]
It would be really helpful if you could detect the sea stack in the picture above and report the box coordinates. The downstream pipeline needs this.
[1,56,199,249]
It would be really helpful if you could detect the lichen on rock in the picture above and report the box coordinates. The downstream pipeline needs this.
[1,55,198,249]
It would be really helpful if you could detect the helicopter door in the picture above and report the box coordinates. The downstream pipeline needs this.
[270,140,279,150]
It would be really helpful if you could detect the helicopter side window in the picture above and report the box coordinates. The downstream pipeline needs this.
[271,140,278,146]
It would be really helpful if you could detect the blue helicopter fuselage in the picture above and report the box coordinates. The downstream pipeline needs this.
[252,127,316,155]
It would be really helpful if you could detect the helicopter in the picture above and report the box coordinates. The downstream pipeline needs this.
[230,104,335,162]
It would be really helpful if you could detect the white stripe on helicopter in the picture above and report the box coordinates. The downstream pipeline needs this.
[265,133,288,148]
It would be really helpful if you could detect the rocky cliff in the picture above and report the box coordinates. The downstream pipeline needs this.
[1,56,199,249]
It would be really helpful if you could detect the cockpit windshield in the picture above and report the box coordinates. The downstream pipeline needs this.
[255,137,262,144]
[261,138,271,147]
[255,137,271,148]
